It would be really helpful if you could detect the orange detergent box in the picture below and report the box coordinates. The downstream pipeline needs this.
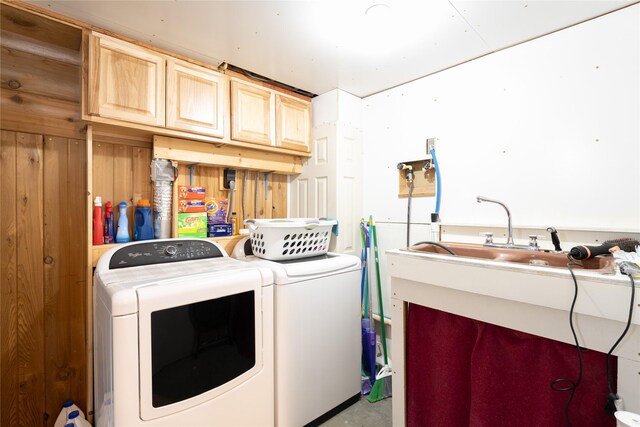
[178,186,206,200]
[206,198,229,224]
[178,199,206,213]
[177,212,207,238]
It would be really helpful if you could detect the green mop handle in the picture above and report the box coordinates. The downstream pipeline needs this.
[360,222,368,317]
[370,216,388,365]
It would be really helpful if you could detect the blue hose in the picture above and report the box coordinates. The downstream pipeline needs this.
[430,147,441,215]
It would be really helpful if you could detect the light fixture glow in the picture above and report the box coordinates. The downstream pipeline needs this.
[365,3,391,18]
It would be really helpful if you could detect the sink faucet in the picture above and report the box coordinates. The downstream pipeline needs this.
[476,196,514,246]
[546,227,562,251]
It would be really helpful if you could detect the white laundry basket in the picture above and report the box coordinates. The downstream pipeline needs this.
[245,218,337,261]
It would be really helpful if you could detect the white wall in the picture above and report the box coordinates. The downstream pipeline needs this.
[362,5,640,315]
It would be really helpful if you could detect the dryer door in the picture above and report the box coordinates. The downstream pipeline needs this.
[136,269,263,420]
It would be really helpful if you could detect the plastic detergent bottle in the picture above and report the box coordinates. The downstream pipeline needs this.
[135,199,154,241]
[66,410,91,427]
[53,400,84,427]
[92,197,104,245]
[103,201,114,244]
[115,202,130,243]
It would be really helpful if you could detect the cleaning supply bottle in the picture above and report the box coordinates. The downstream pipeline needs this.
[103,201,114,244]
[115,202,130,243]
[53,400,84,427]
[231,212,238,235]
[66,409,91,427]
[93,197,104,245]
[134,199,153,241]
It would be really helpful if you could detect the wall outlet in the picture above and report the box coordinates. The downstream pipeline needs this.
[223,169,236,189]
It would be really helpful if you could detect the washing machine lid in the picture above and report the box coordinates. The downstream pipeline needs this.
[94,239,273,316]
[249,253,360,284]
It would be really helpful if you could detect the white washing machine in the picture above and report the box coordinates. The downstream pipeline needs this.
[233,237,361,427]
[93,239,274,427]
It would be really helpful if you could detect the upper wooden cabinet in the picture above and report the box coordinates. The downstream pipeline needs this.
[87,32,165,127]
[230,79,274,146]
[166,59,228,138]
[231,79,311,153]
[84,32,311,155]
[276,94,311,152]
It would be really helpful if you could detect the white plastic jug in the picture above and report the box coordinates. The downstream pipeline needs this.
[53,400,85,427]
[66,409,92,427]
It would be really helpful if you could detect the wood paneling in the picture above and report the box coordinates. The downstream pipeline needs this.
[1,130,19,427]
[271,173,288,218]
[16,132,45,427]
[174,165,288,228]
[1,29,80,65]
[0,3,81,52]
[1,131,87,426]
[1,88,84,140]
[2,9,88,423]
[0,4,82,140]
[43,136,87,424]
[1,44,80,102]
[132,145,152,203]
[92,137,153,242]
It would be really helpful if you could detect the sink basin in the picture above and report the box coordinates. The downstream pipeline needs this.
[407,242,615,273]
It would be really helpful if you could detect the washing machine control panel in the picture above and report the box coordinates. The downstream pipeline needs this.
[108,240,224,269]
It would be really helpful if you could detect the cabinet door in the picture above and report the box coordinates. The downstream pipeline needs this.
[166,59,228,138]
[230,79,273,146]
[276,94,311,152]
[88,33,165,126]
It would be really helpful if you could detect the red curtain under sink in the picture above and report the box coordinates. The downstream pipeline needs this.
[406,304,616,427]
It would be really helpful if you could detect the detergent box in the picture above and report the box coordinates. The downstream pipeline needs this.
[178,199,206,213]
[177,212,207,238]
[207,223,232,237]
[206,198,229,224]
[178,186,206,200]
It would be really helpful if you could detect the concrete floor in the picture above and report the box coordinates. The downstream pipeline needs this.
[319,396,392,427]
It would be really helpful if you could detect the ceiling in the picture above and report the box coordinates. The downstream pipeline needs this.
[27,0,636,97]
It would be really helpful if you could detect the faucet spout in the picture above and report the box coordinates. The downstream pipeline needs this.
[476,196,514,246]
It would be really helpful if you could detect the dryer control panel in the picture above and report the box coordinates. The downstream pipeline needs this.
[108,240,224,269]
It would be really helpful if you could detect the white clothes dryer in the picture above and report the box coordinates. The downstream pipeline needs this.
[93,239,274,427]
[233,238,361,427]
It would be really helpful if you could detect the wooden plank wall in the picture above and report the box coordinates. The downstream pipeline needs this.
[92,138,153,239]
[1,131,87,426]
[175,165,288,224]
[1,5,84,140]
[1,5,87,425]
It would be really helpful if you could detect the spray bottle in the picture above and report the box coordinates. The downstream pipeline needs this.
[115,202,130,243]
[92,197,104,245]
[103,201,114,244]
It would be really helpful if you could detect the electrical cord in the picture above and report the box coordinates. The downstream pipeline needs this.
[604,271,636,415]
[550,256,583,427]
[411,241,457,256]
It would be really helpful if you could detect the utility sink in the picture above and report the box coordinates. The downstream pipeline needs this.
[407,242,615,273]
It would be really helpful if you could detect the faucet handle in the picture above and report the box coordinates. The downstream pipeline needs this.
[528,234,540,250]
[483,232,494,244]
